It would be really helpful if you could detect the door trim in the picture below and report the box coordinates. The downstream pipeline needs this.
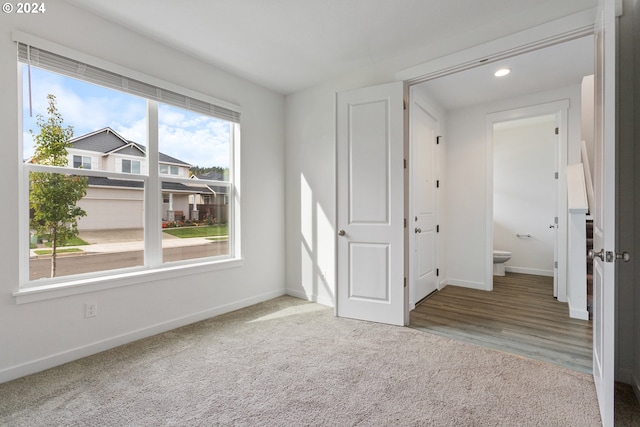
[397,10,595,84]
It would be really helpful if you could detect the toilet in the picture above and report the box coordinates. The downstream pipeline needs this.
[493,250,512,276]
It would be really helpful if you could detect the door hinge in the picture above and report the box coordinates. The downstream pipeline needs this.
[436,268,439,276]
[437,136,442,145]
[554,261,558,268]
[436,225,440,233]
[404,159,407,169]
[436,180,440,188]
[554,216,558,224]
[555,127,559,135]
[404,100,407,110]
[554,172,559,179]
[404,277,407,287]
[404,218,407,228]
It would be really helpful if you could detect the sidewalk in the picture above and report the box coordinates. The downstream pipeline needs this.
[30,229,227,258]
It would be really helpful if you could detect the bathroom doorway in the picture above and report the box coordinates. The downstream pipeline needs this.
[492,114,559,293]
[486,101,568,299]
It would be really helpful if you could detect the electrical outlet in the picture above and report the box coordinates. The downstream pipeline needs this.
[85,302,97,318]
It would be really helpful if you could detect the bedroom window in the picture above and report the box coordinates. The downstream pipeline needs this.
[18,40,240,290]
[158,103,232,263]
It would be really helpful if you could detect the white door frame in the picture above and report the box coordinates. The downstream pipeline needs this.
[485,102,569,296]
[398,10,595,297]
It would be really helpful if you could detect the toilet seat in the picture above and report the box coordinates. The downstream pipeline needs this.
[493,250,511,276]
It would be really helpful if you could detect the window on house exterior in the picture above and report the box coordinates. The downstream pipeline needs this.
[159,164,180,175]
[73,155,91,169]
[122,159,141,174]
[18,40,240,289]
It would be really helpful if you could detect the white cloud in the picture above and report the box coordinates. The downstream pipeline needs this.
[113,118,147,144]
[159,121,230,168]
[159,105,231,168]
[22,66,232,169]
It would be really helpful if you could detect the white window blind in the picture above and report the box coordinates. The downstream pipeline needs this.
[18,43,241,123]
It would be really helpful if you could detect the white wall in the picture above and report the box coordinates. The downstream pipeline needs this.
[285,61,411,305]
[445,85,582,288]
[493,116,557,276]
[581,75,595,174]
[284,12,594,306]
[0,2,285,382]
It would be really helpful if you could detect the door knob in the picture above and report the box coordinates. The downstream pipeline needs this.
[549,224,556,229]
[588,249,604,261]
[615,251,630,262]
[415,228,421,234]
[338,229,346,236]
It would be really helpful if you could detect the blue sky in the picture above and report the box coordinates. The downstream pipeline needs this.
[22,66,230,168]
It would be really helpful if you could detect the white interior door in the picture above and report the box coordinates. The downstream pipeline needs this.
[591,0,616,424]
[336,81,405,326]
[410,99,438,304]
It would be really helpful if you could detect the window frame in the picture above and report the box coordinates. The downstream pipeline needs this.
[159,164,180,176]
[14,31,242,303]
[122,158,141,174]
[73,155,92,169]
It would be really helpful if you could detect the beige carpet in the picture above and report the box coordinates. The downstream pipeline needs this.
[0,296,602,426]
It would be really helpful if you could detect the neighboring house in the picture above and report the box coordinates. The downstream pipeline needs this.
[65,127,219,230]
[190,171,229,224]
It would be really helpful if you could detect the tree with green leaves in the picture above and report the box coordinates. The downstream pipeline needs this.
[30,94,88,278]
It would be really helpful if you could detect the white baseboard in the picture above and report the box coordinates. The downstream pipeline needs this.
[286,287,334,307]
[569,306,590,320]
[0,289,285,384]
[567,296,589,320]
[447,278,487,290]
[505,266,554,277]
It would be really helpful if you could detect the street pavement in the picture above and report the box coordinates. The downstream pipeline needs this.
[30,229,226,258]
[29,229,229,280]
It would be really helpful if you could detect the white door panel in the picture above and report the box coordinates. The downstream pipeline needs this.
[411,99,438,304]
[592,0,616,424]
[337,81,405,326]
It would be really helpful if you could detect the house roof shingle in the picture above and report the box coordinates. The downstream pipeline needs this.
[72,128,216,194]
[71,128,190,166]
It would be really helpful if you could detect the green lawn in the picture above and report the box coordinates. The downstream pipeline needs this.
[30,235,90,249]
[34,248,84,255]
[43,236,90,247]
[163,225,228,239]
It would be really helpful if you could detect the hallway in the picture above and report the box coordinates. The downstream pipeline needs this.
[410,273,592,373]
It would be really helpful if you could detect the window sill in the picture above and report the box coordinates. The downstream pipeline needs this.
[13,257,243,304]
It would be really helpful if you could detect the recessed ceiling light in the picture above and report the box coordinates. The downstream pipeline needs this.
[494,68,511,77]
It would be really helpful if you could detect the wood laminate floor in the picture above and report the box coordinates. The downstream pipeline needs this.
[410,273,593,373]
